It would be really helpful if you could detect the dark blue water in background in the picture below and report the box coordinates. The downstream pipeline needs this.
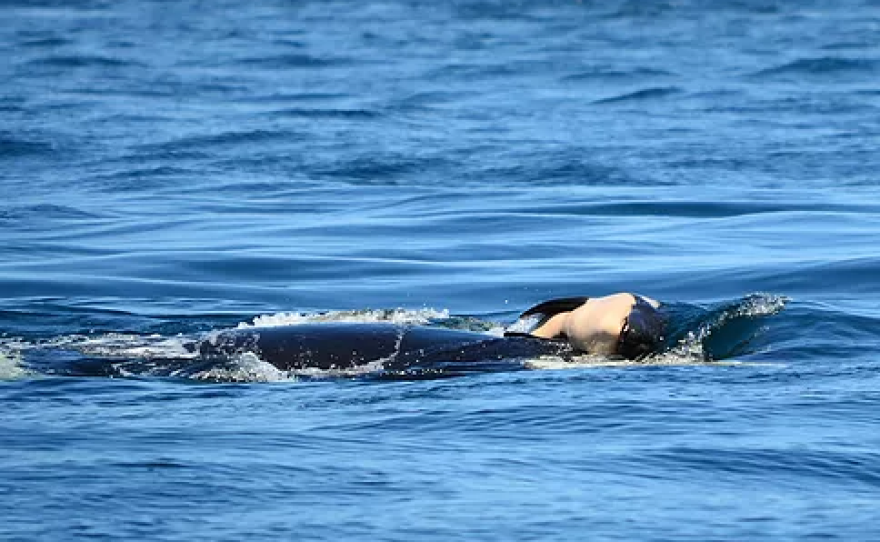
[3,0,880,539]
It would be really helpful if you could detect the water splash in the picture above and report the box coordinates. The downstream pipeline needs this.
[179,352,393,382]
[238,307,450,329]
[40,333,199,360]
[0,341,29,379]
[662,293,788,362]
[170,352,290,383]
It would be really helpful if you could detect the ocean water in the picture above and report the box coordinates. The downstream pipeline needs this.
[2,0,880,539]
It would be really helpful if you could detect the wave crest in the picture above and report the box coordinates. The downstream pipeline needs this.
[663,293,787,362]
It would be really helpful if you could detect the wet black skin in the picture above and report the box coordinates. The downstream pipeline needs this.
[200,323,573,372]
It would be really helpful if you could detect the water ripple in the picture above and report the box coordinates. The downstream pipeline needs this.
[645,446,880,489]
[25,54,143,69]
[751,56,879,79]
[0,134,54,158]
[264,108,381,119]
[594,86,683,104]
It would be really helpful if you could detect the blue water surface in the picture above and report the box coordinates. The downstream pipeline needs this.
[2,0,880,540]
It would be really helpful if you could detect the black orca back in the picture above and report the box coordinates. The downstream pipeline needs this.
[200,323,569,372]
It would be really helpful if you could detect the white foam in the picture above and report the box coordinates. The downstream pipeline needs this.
[237,307,450,329]
[182,351,393,382]
[0,344,29,380]
[42,333,199,360]
[732,293,788,318]
[524,353,626,370]
[524,351,714,370]
[524,352,772,370]
[183,352,292,382]
[485,324,507,337]
[286,358,390,379]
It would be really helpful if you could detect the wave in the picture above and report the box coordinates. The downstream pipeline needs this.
[426,62,524,81]
[607,0,680,18]
[521,200,818,218]
[662,293,787,362]
[593,87,682,104]
[470,152,660,187]
[0,134,54,158]
[138,129,293,153]
[22,38,69,48]
[394,90,478,110]
[81,166,199,192]
[562,67,674,83]
[0,204,100,228]
[264,108,380,120]
[238,92,350,103]
[641,445,880,488]
[26,54,142,69]
[236,54,352,69]
[309,154,439,184]
[750,57,878,78]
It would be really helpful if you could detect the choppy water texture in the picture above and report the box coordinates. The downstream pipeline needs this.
[3,0,880,540]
